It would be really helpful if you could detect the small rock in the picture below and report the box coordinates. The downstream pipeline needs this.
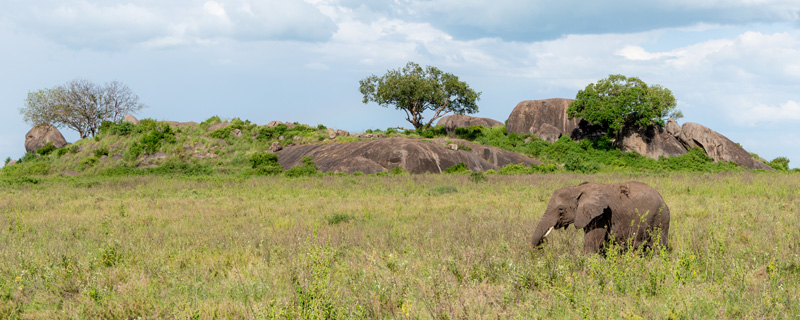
[6,160,17,166]
[232,129,243,137]
[266,121,283,127]
[448,144,459,150]
[278,135,285,140]
[269,142,283,152]
[524,137,533,143]
[293,136,303,142]
[286,122,296,129]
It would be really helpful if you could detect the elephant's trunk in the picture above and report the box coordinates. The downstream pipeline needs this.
[531,213,558,247]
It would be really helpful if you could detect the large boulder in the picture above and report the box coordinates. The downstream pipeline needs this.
[207,122,231,132]
[616,124,687,159]
[436,114,503,135]
[276,137,540,174]
[25,124,68,153]
[677,122,772,170]
[506,98,601,141]
[122,115,139,125]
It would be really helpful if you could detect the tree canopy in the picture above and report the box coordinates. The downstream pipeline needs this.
[567,74,682,137]
[359,62,481,130]
[21,79,146,138]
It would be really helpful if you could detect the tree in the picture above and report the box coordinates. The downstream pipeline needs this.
[359,62,481,130]
[20,79,146,138]
[567,74,682,137]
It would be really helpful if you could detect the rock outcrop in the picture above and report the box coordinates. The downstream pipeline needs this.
[207,122,231,132]
[675,122,772,170]
[616,124,687,159]
[436,114,503,135]
[122,115,139,125]
[327,129,349,139]
[276,137,540,174]
[506,98,600,142]
[25,124,68,153]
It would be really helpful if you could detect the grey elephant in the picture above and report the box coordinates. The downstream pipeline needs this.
[531,181,670,254]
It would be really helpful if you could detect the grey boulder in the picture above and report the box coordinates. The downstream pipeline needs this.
[25,124,68,153]
[677,122,772,170]
[276,137,540,174]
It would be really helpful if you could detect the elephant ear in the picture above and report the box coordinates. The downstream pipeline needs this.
[574,188,611,229]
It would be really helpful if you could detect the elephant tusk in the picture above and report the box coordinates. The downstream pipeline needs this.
[544,227,554,238]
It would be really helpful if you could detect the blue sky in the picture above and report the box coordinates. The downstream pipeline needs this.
[1,0,799,168]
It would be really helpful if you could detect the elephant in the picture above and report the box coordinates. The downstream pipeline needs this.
[531,181,670,254]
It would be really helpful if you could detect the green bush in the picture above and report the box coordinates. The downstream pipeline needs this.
[285,156,317,177]
[201,116,222,128]
[326,213,354,225]
[4,157,9,165]
[36,142,56,156]
[94,147,109,157]
[565,157,600,173]
[417,125,446,138]
[769,157,790,171]
[390,166,406,175]
[139,124,176,154]
[249,152,283,175]
[249,152,279,168]
[444,162,469,174]
[454,125,484,140]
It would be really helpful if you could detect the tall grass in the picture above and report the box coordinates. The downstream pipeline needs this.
[0,172,798,318]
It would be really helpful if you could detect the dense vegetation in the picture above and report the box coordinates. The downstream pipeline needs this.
[0,173,797,318]
[3,116,794,179]
[567,74,683,137]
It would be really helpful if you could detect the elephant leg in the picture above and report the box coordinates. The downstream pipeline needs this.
[583,227,608,254]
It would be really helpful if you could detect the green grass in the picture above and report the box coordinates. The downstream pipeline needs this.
[0,172,797,318]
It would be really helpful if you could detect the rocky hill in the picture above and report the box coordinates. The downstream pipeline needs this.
[3,100,788,177]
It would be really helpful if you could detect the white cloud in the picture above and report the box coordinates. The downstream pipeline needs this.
[4,0,337,50]
[733,100,800,126]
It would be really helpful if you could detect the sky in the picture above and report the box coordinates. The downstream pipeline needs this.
[1,0,799,168]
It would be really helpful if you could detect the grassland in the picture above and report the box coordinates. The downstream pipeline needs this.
[0,172,798,319]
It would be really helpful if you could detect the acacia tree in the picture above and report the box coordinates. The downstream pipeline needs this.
[21,79,146,138]
[567,74,683,137]
[359,62,481,130]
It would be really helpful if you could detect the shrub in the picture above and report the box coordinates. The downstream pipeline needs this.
[250,152,283,175]
[326,213,354,225]
[769,157,790,171]
[250,152,279,168]
[94,146,109,157]
[36,142,56,156]
[352,171,364,176]
[23,162,51,175]
[201,116,222,128]
[81,156,99,167]
[454,125,483,140]
[4,157,9,165]
[417,125,446,138]
[389,166,406,175]
[444,162,469,174]
[56,147,69,158]
[564,157,600,173]
[285,156,317,177]
[498,163,534,175]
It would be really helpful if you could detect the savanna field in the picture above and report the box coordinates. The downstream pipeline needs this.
[1,172,798,319]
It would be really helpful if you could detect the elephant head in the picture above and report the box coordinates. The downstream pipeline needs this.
[531,185,590,247]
